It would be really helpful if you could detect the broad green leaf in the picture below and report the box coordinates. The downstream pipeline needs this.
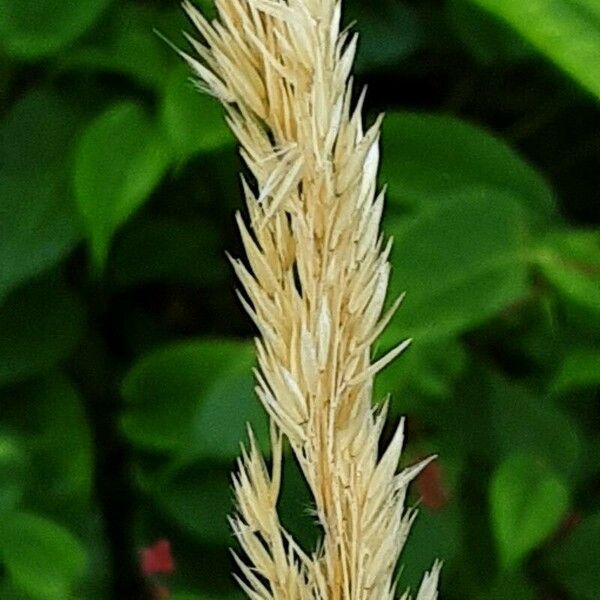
[500,296,563,372]
[375,337,467,416]
[0,90,82,301]
[385,191,529,341]
[0,432,27,516]
[186,363,267,462]
[149,464,232,545]
[346,0,422,71]
[441,368,581,479]
[0,376,93,512]
[490,384,581,480]
[488,572,535,600]
[535,230,600,316]
[553,348,600,393]
[447,0,531,65]
[0,512,86,600]
[548,512,600,599]
[381,112,555,226]
[0,277,84,386]
[0,0,112,59]
[151,453,318,547]
[490,453,569,569]
[111,217,225,288]
[74,102,170,270]
[0,579,31,599]
[470,0,600,100]
[57,4,171,89]
[161,67,233,161]
[121,339,267,458]
[400,502,462,593]
[411,339,467,399]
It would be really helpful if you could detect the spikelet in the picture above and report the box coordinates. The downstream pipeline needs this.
[182,0,441,597]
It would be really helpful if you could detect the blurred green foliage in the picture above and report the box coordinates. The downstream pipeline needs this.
[0,0,598,598]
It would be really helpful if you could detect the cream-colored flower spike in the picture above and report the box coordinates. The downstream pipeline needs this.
[182,0,441,598]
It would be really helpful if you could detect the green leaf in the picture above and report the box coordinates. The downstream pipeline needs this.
[400,502,462,593]
[490,453,569,569]
[0,90,82,301]
[490,383,581,480]
[57,4,172,89]
[442,368,582,479]
[553,348,600,393]
[186,362,267,462]
[111,217,225,288]
[0,432,27,516]
[470,0,600,100]
[447,0,532,65]
[487,571,536,600]
[0,512,86,600]
[160,66,233,162]
[549,512,600,599]
[121,339,267,459]
[0,376,94,512]
[0,277,84,386]
[375,337,467,416]
[149,464,232,545]
[0,579,31,599]
[535,230,600,316]
[74,102,170,270]
[381,112,555,226]
[345,0,422,71]
[0,0,112,59]
[385,191,529,341]
[150,453,318,548]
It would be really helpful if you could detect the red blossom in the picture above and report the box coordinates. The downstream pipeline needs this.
[416,461,450,511]
[140,539,175,577]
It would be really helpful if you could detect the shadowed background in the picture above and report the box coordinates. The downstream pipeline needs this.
[0,0,599,598]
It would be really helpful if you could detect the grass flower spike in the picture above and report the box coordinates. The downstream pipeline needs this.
[182,0,442,597]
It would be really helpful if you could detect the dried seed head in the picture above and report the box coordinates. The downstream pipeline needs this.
[183,0,441,598]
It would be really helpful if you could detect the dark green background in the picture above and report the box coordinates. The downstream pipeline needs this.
[0,0,598,598]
